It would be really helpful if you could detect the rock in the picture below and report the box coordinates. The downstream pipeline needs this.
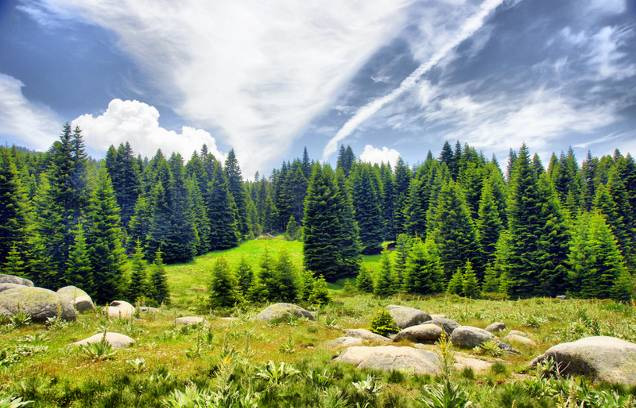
[0,283,23,293]
[74,332,134,348]
[509,330,528,337]
[556,295,567,300]
[505,333,536,347]
[335,345,441,375]
[394,324,442,344]
[175,316,205,325]
[386,305,431,329]
[454,354,494,373]
[530,336,636,386]
[485,322,506,333]
[107,300,135,319]
[328,337,364,348]
[57,286,94,313]
[139,306,159,313]
[429,317,460,335]
[451,326,494,349]
[344,329,390,342]
[0,286,76,322]
[255,303,315,321]
[0,274,33,287]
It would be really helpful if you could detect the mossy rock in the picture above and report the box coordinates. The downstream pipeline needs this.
[255,303,315,321]
[57,286,94,313]
[0,274,33,287]
[0,286,76,322]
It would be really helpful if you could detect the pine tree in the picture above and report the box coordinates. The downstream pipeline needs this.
[207,162,239,249]
[4,243,26,278]
[308,276,330,305]
[106,143,141,227]
[85,167,126,303]
[380,164,396,240]
[393,158,412,234]
[439,141,455,178]
[374,251,396,297]
[128,195,152,253]
[128,240,149,303]
[209,257,241,308]
[298,269,316,302]
[403,237,444,295]
[335,169,361,277]
[164,153,197,262]
[149,250,170,305]
[277,250,298,302]
[225,149,248,237]
[302,147,312,179]
[254,249,279,301]
[356,267,374,293]
[64,223,93,291]
[336,145,355,177]
[605,165,635,269]
[188,176,211,254]
[462,261,480,298]
[481,265,500,293]
[580,151,598,212]
[351,164,383,254]
[393,234,412,288]
[285,215,299,241]
[235,257,254,296]
[447,269,463,296]
[477,173,504,265]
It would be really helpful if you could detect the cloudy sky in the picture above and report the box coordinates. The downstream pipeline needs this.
[0,0,635,175]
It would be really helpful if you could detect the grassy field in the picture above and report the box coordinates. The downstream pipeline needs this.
[1,238,635,407]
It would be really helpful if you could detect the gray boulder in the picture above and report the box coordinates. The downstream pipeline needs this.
[451,326,494,349]
[256,303,315,321]
[0,283,23,293]
[530,336,636,386]
[175,316,205,325]
[386,305,431,329]
[0,274,33,287]
[107,300,135,319]
[74,332,134,348]
[429,317,460,335]
[505,333,536,347]
[57,286,94,313]
[344,329,390,342]
[328,336,364,348]
[509,330,528,337]
[394,324,442,344]
[0,286,76,322]
[485,322,506,333]
[335,345,440,375]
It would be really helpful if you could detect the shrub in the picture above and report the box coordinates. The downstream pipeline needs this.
[309,276,330,305]
[356,267,374,293]
[447,269,464,296]
[370,309,399,337]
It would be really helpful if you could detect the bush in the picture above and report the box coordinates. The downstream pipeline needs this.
[356,267,374,293]
[309,276,330,305]
[370,309,399,337]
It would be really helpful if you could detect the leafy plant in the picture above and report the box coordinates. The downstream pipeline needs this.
[80,340,116,362]
[126,358,146,373]
[473,340,503,357]
[255,361,300,387]
[0,396,32,408]
[278,337,295,354]
[9,311,31,328]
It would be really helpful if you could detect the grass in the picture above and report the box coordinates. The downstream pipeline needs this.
[0,237,635,407]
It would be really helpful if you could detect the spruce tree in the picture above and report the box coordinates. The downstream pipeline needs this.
[65,223,93,291]
[481,265,500,293]
[188,176,211,254]
[277,250,298,302]
[356,267,375,293]
[209,257,240,308]
[380,164,396,240]
[106,142,141,227]
[477,173,504,266]
[224,149,248,237]
[374,251,396,297]
[128,240,149,303]
[150,250,170,305]
[403,237,444,295]
[254,249,279,301]
[207,162,239,249]
[308,276,330,305]
[128,195,152,253]
[235,257,254,296]
[335,169,362,277]
[605,165,635,268]
[336,145,355,177]
[580,151,598,212]
[462,261,480,298]
[4,244,26,278]
[393,158,412,234]
[350,164,383,254]
[447,269,463,296]
[285,215,299,240]
[393,234,412,289]
[164,153,197,262]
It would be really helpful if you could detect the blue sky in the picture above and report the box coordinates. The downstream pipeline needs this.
[0,0,635,175]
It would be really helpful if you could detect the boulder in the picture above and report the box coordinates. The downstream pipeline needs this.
[386,305,431,329]
[505,333,536,347]
[394,324,442,344]
[57,286,94,313]
[485,322,506,333]
[451,326,494,349]
[454,354,494,373]
[344,329,390,342]
[107,300,135,319]
[175,316,205,325]
[74,332,135,348]
[335,345,441,375]
[429,317,460,335]
[0,286,76,322]
[556,295,567,300]
[140,306,159,313]
[256,303,315,321]
[530,336,636,386]
[0,283,23,293]
[509,330,528,337]
[0,274,33,287]
[328,337,364,348]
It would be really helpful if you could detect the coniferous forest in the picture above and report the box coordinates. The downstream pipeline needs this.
[1,124,634,304]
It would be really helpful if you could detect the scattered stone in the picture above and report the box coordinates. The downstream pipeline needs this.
[450,326,494,349]
[530,336,636,386]
[57,286,94,313]
[394,324,442,344]
[556,295,567,300]
[175,316,205,325]
[509,330,528,337]
[485,322,506,333]
[74,332,134,348]
[386,305,431,329]
[344,329,390,342]
[0,283,23,293]
[139,306,159,313]
[0,274,33,287]
[429,317,460,335]
[505,333,536,347]
[107,300,135,319]
[454,354,495,373]
[256,303,315,321]
[0,286,76,322]
[335,345,441,375]
[328,336,364,348]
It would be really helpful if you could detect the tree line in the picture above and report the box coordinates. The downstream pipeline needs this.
[1,125,634,303]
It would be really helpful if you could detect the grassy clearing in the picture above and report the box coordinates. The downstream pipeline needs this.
[1,238,635,407]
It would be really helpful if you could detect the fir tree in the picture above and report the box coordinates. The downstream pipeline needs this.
[235,257,254,296]
[580,151,598,212]
[4,243,26,278]
[393,234,412,289]
[64,223,93,291]
[308,276,330,305]
[128,195,152,253]
[336,145,355,177]
[447,269,463,296]
[188,176,211,254]
[285,215,299,241]
[277,250,298,302]
[350,164,383,253]
[403,237,444,295]
[477,173,504,265]
[380,164,396,240]
[356,267,374,293]
[209,257,240,308]
[106,143,141,227]
[462,261,480,298]
[393,158,412,234]
[225,149,248,237]
[150,250,170,305]
[335,169,362,277]
[481,265,500,293]
[374,251,396,297]
[128,240,149,303]
[207,162,239,249]
[254,249,279,301]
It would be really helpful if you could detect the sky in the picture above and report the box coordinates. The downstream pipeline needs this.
[0,0,635,176]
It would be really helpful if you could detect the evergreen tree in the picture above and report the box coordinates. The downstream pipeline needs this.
[374,251,396,297]
[235,257,254,296]
[106,143,141,227]
[335,169,362,277]
[336,145,355,177]
[580,151,598,212]
[439,141,455,178]
[164,153,197,262]
[356,267,374,293]
[350,164,383,253]
[3,243,26,278]
[225,149,248,237]
[302,147,312,179]
[477,173,504,265]
[308,276,330,305]
[447,269,463,296]
[207,162,239,249]
[462,261,480,298]
[605,165,635,268]
[64,222,93,291]
[209,257,240,308]
[253,249,279,301]
[276,250,298,302]
[393,158,412,234]
[128,195,152,253]
[403,237,444,295]
[285,215,299,240]
[481,265,500,293]
[188,176,211,254]
[380,164,396,240]
[149,250,170,305]
[128,240,148,303]
[393,234,412,288]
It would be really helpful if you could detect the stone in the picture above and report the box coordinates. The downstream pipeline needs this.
[255,303,315,321]
[328,337,364,348]
[556,295,567,300]
[175,316,205,325]
[57,286,94,313]
[335,345,441,375]
[509,330,528,337]
[107,300,135,319]
[454,354,494,373]
[485,322,506,333]
[429,317,460,335]
[344,329,390,342]
[74,332,135,348]
[530,336,636,386]
[139,306,159,313]
[0,286,76,322]
[450,326,494,349]
[0,283,23,293]
[394,324,442,344]
[0,274,33,287]
[505,333,536,347]
[386,305,431,329]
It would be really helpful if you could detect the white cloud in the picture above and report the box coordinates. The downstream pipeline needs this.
[0,73,60,150]
[359,144,401,167]
[322,0,504,159]
[27,0,411,175]
[588,26,636,80]
[72,99,225,161]
[586,0,625,14]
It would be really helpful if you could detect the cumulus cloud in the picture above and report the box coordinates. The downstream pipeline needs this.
[0,73,60,150]
[25,0,410,175]
[72,99,225,161]
[359,144,401,167]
